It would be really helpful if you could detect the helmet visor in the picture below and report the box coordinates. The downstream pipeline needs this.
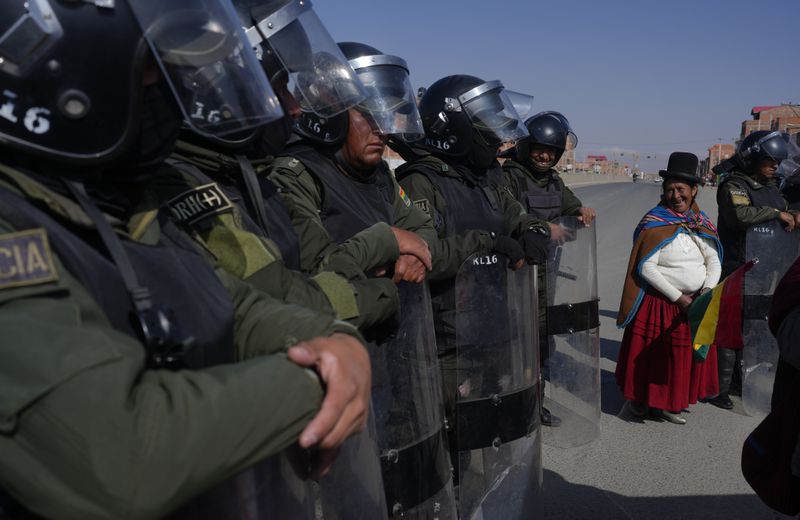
[759,131,789,163]
[353,59,424,142]
[252,3,366,117]
[130,0,282,136]
[505,90,536,122]
[460,84,529,146]
[778,133,800,178]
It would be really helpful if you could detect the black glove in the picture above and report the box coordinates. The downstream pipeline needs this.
[492,235,525,268]
[519,229,548,265]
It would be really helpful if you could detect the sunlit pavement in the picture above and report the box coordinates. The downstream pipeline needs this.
[541,182,791,520]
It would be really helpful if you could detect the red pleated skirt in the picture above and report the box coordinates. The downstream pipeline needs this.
[616,291,719,412]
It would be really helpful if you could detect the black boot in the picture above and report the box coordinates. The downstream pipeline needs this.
[707,347,736,409]
[540,378,562,426]
[707,393,733,409]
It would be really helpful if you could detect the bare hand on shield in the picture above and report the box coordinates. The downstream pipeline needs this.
[393,254,427,283]
[390,227,433,271]
[577,207,597,227]
[288,333,372,476]
[778,211,796,232]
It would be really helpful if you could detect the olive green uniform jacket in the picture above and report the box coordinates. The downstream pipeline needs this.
[396,156,550,257]
[270,155,468,280]
[717,169,789,274]
[501,160,583,218]
[163,141,398,329]
[0,164,360,519]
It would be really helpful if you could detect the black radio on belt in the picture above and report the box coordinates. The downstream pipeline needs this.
[135,304,196,370]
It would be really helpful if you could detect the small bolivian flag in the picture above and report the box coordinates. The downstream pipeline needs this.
[688,259,758,360]
[398,186,411,207]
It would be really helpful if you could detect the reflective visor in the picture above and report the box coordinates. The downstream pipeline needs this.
[505,90,536,122]
[458,81,529,146]
[349,54,424,142]
[129,0,282,136]
[758,131,789,162]
[248,1,366,117]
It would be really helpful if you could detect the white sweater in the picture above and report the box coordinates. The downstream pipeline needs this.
[641,230,722,302]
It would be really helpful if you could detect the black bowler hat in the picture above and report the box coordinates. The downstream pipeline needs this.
[659,152,701,185]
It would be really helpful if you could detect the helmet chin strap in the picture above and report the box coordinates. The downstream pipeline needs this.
[525,156,556,173]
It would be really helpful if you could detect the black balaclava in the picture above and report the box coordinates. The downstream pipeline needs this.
[250,113,294,158]
[124,81,183,168]
[448,127,499,180]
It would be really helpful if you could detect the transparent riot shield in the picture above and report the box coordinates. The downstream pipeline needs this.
[742,221,800,416]
[454,255,542,520]
[316,409,389,520]
[171,449,315,519]
[543,216,601,448]
[372,282,458,519]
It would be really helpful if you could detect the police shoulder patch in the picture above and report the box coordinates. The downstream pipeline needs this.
[413,198,430,214]
[728,188,751,206]
[275,157,306,177]
[0,228,59,290]
[166,183,233,225]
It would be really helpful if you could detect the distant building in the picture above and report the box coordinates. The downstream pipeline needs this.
[586,155,609,174]
[556,149,576,172]
[704,143,735,179]
[741,104,800,139]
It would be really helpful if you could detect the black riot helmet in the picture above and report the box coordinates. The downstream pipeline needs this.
[514,111,577,164]
[295,41,424,146]
[0,0,280,166]
[737,130,790,172]
[417,75,531,158]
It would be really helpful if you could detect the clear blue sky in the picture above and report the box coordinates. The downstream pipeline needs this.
[315,0,800,172]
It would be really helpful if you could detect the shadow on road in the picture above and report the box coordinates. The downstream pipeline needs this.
[543,469,787,520]
[600,336,621,363]
[601,369,626,416]
[599,309,618,320]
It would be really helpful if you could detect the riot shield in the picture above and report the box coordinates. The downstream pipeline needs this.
[371,282,458,519]
[454,255,542,520]
[543,216,601,448]
[316,409,389,520]
[742,221,800,416]
[171,449,315,519]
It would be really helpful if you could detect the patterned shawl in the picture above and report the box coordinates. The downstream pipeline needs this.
[633,203,717,242]
[617,202,722,328]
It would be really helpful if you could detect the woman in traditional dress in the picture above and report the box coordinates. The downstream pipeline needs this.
[616,152,722,424]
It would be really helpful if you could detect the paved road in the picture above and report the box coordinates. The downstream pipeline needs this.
[541,181,790,520]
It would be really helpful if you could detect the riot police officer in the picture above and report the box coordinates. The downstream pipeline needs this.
[0,2,370,517]
[269,42,435,281]
[502,111,597,427]
[396,74,547,519]
[712,130,793,409]
[270,41,463,519]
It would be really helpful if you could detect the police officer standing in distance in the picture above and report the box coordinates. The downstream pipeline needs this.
[711,130,794,409]
[0,1,371,517]
[501,111,596,427]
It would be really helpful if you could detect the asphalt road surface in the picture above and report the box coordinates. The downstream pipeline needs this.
[541,181,791,520]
